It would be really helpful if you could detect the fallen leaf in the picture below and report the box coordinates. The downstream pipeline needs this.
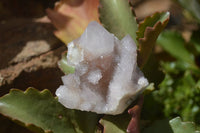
[47,0,100,44]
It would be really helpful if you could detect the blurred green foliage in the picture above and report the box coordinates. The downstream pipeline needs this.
[152,30,200,124]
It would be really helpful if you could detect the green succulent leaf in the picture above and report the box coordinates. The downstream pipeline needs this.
[169,117,200,133]
[58,51,75,74]
[136,12,170,40]
[99,0,138,42]
[99,119,125,133]
[137,12,170,68]
[0,88,100,133]
[178,0,200,23]
[71,110,101,133]
[157,30,195,65]
[142,55,164,87]
[99,114,130,133]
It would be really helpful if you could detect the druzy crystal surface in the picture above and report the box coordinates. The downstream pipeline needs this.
[56,21,148,115]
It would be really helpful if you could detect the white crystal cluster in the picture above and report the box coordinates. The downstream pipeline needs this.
[56,21,148,115]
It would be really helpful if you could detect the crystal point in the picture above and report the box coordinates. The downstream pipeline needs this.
[56,21,148,115]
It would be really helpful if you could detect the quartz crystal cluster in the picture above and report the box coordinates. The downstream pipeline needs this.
[56,21,148,115]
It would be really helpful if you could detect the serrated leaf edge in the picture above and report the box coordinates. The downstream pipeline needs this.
[136,11,170,40]
[0,87,52,100]
[137,12,170,68]
[0,88,55,133]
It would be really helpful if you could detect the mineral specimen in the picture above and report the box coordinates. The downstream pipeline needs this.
[56,21,148,115]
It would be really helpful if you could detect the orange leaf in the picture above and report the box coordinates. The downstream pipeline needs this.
[47,0,100,45]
